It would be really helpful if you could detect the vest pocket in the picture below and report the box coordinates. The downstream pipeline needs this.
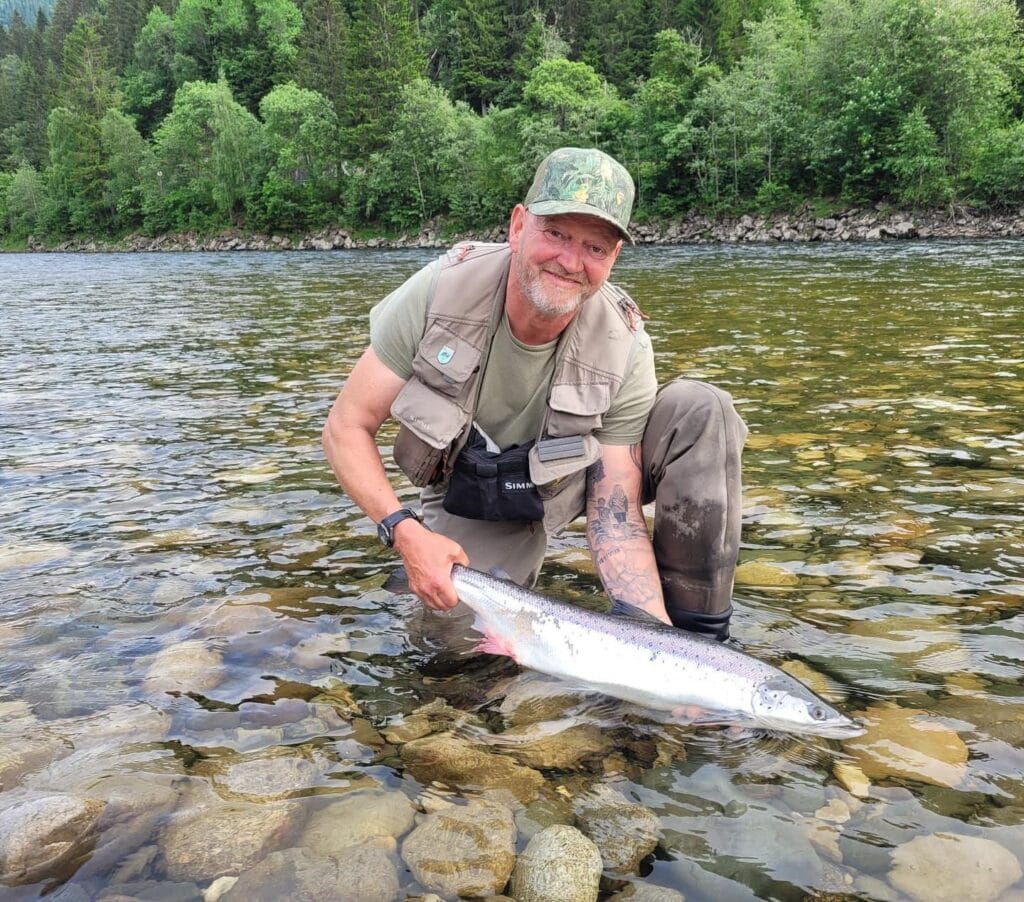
[412,322,482,399]
[391,379,466,449]
[547,382,610,436]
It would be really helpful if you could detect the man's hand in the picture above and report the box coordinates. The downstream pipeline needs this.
[393,518,469,611]
[586,443,671,624]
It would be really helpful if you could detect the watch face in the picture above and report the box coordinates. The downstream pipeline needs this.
[377,522,392,546]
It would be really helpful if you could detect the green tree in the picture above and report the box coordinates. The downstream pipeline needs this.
[294,0,347,115]
[99,107,153,229]
[967,120,1024,204]
[890,105,951,206]
[172,0,302,111]
[424,0,507,114]
[627,29,718,213]
[3,159,47,236]
[45,16,120,231]
[347,77,481,228]
[255,80,338,227]
[148,77,267,230]
[121,6,177,136]
[341,0,423,155]
[521,57,623,151]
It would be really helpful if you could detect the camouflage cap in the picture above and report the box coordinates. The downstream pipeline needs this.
[524,147,635,243]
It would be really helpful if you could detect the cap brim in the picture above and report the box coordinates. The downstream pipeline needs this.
[527,200,634,244]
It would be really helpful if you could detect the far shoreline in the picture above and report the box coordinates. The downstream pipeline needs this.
[7,204,1024,253]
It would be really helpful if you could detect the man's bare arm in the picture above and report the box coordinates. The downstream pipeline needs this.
[322,347,467,609]
[586,443,670,623]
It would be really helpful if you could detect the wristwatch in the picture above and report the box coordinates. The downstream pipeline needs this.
[377,508,421,547]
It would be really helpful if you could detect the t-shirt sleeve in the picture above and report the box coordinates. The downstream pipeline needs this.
[594,328,658,445]
[368,260,439,380]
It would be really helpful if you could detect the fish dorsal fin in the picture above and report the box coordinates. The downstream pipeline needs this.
[608,597,670,626]
[487,567,516,583]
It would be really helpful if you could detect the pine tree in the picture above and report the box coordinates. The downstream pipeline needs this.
[342,0,424,155]
[424,0,507,114]
[294,0,347,116]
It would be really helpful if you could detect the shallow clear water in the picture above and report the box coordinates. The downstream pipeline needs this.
[1,244,1022,899]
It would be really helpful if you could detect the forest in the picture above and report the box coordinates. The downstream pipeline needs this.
[1,0,1022,243]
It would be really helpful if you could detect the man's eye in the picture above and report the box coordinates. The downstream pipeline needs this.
[545,229,567,241]
[588,245,608,259]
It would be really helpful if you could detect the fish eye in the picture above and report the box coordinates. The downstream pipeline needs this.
[810,705,827,721]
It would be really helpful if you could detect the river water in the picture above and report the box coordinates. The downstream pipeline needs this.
[1,244,1022,900]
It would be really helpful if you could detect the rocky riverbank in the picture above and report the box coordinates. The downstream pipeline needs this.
[20,204,1024,253]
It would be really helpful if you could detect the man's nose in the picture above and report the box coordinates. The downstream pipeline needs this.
[554,240,585,273]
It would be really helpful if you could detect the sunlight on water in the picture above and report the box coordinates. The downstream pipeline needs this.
[0,244,1022,900]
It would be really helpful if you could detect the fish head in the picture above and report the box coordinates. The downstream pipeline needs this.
[751,677,865,739]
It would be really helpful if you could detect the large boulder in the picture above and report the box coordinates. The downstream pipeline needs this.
[573,785,661,876]
[400,733,543,802]
[222,845,399,902]
[300,790,416,857]
[158,802,299,881]
[0,794,106,886]
[401,800,516,898]
[888,832,1022,902]
[510,824,603,902]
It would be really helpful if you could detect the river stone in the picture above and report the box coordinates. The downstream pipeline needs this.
[290,632,352,669]
[400,733,544,802]
[888,832,1022,902]
[222,845,399,902]
[607,884,685,901]
[515,796,575,841]
[500,721,614,769]
[510,824,603,902]
[844,704,968,787]
[734,561,800,587]
[573,785,661,875]
[142,639,226,695]
[205,752,327,802]
[401,800,516,898]
[158,802,298,881]
[497,673,590,725]
[780,660,838,700]
[0,794,106,886]
[300,790,416,857]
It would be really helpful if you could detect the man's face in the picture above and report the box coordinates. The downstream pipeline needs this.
[509,206,623,319]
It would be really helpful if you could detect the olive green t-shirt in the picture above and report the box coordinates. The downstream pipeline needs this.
[369,259,657,450]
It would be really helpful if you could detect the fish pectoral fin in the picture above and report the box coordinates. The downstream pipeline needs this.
[382,565,411,594]
[474,631,518,661]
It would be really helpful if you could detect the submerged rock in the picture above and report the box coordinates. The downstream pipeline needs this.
[399,733,544,802]
[500,720,614,769]
[401,800,516,898]
[202,751,328,802]
[142,639,226,696]
[0,794,106,886]
[573,784,661,876]
[510,824,603,902]
[844,704,968,788]
[607,884,685,901]
[300,790,416,858]
[158,802,299,881]
[222,845,399,902]
[734,561,800,587]
[888,832,1022,902]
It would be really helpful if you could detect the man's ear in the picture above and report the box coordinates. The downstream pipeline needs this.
[508,204,527,252]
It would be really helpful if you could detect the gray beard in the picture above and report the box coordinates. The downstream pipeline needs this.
[515,253,588,319]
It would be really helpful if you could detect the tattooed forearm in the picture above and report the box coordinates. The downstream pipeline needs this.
[586,444,669,621]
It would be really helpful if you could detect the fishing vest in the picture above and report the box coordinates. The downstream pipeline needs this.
[390,242,644,534]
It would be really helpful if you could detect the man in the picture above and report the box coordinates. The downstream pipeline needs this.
[323,147,746,640]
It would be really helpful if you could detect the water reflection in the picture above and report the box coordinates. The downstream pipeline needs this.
[0,244,1022,899]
